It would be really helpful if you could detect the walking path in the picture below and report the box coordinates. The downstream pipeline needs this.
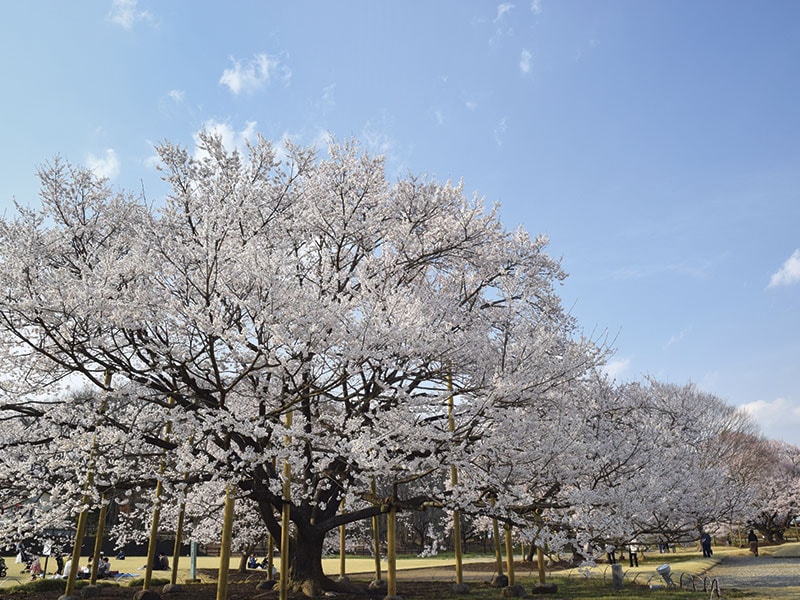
[705,552,800,590]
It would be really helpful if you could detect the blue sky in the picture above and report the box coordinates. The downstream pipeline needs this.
[1,1,799,444]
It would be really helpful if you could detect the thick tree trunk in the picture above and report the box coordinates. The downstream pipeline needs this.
[288,523,359,597]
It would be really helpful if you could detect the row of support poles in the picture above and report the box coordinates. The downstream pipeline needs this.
[63,370,111,599]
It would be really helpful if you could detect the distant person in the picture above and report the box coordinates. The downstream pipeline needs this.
[78,556,92,579]
[29,556,42,579]
[248,554,258,569]
[748,530,759,556]
[15,541,25,564]
[700,531,713,557]
[154,552,170,570]
[61,556,73,578]
[55,553,64,576]
[628,541,640,567]
[116,550,126,560]
[98,556,111,578]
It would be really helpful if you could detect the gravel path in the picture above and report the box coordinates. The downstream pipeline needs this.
[705,552,800,589]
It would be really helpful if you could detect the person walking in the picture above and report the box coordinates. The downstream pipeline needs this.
[748,529,759,556]
[700,531,713,557]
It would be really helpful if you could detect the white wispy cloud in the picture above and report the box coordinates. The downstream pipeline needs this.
[531,0,543,15]
[768,249,800,287]
[167,89,184,103]
[495,2,515,22]
[86,149,120,180]
[361,119,395,156]
[193,120,258,160]
[107,0,155,30]
[219,53,290,95]
[465,100,478,111]
[321,84,336,110]
[664,327,692,350]
[519,49,532,74]
[494,117,508,147]
[602,358,631,380]
[740,396,800,442]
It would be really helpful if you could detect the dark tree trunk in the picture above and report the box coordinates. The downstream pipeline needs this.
[288,522,359,597]
[289,524,327,596]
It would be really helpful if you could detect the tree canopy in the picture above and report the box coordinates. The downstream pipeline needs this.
[0,132,792,593]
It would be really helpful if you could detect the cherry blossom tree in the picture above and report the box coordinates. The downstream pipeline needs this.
[0,132,600,594]
[746,439,800,543]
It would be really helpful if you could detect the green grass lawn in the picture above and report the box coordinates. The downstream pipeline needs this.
[4,543,798,597]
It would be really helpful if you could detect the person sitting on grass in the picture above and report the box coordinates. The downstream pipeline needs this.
[153,552,170,570]
[78,557,92,579]
[98,556,111,578]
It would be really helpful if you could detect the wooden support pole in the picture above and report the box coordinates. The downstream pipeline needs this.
[536,546,546,584]
[215,485,236,600]
[371,479,381,581]
[89,497,108,584]
[64,505,90,597]
[447,372,463,585]
[267,532,275,577]
[64,370,111,598]
[386,503,397,597]
[339,499,346,578]
[143,411,173,591]
[491,499,503,577]
[504,523,515,586]
[279,411,293,600]
[171,432,193,586]
[143,474,163,590]
[171,501,186,585]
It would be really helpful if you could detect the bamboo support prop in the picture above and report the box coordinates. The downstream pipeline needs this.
[447,372,464,585]
[215,484,236,600]
[536,546,546,584]
[339,498,346,578]
[170,501,186,586]
[143,400,175,591]
[89,496,108,584]
[504,522,515,586]
[386,501,397,597]
[371,478,381,581]
[535,510,546,584]
[279,411,293,600]
[63,370,111,598]
[267,532,275,578]
[491,498,503,576]
[171,432,194,586]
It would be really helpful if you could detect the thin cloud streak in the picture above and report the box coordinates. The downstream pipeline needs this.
[768,249,800,287]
